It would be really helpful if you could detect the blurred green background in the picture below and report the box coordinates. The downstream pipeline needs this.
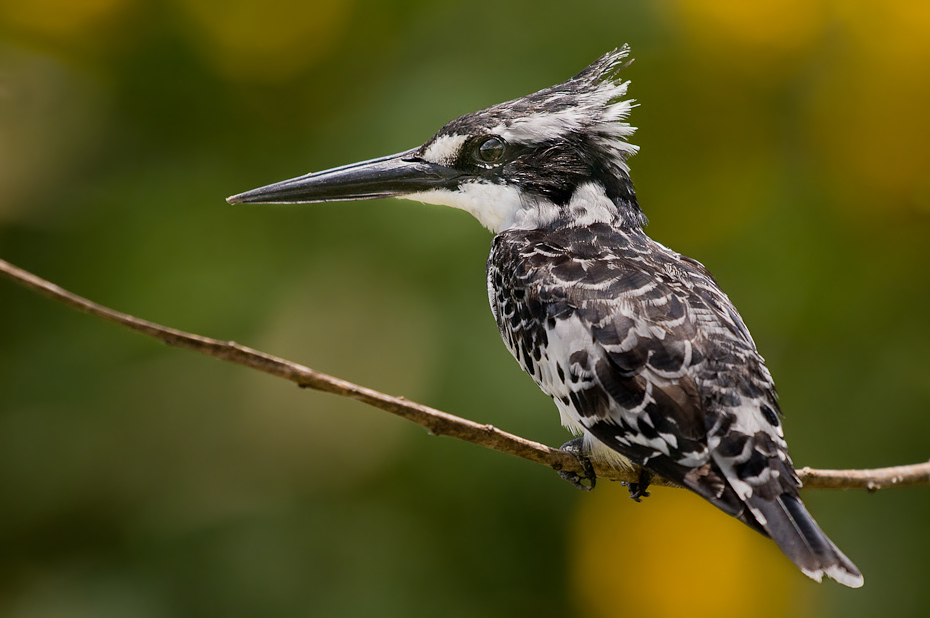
[1,1,929,616]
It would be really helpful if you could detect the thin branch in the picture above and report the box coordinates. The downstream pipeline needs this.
[2,257,928,491]
[798,463,930,491]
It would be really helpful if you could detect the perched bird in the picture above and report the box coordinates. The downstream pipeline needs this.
[228,47,863,587]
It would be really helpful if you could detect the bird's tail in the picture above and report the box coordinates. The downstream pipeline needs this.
[747,493,863,588]
[654,457,863,587]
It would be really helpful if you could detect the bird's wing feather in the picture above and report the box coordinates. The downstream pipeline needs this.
[489,225,862,586]
[490,226,793,523]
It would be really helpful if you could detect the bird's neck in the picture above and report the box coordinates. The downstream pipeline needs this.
[504,180,646,233]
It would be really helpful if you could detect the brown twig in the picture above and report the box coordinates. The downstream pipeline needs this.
[798,462,930,491]
[2,257,928,491]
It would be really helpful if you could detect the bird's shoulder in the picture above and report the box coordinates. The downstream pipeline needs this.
[489,223,725,333]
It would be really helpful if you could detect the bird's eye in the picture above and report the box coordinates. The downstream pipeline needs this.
[476,136,505,163]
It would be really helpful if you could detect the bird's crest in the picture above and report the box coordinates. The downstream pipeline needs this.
[438,46,639,172]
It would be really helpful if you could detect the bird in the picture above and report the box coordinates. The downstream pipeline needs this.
[228,46,863,588]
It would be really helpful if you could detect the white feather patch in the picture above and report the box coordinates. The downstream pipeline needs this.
[421,134,467,166]
[404,181,523,233]
[487,83,639,172]
[566,182,621,227]
[824,565,864,588]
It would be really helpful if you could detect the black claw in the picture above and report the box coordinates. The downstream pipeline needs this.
[626,467,653,502]
[558,437,596,491]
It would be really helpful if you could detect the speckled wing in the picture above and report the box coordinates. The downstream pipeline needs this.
[488,223,862,585]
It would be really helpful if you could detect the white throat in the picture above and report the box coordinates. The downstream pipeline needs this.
[404,181,527,233]
[404,181,617,234]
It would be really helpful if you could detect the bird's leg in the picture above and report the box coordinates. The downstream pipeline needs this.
[626,467,653,502]
[558,437,596,491]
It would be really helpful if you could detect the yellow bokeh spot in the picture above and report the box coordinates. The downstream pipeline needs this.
[666,0,828,76]
[805,1,930,216]
[0,0,128,38]
[662,0,930,216]
[171,0,353,83]
[830,0,930,65]
[571,486,808,618]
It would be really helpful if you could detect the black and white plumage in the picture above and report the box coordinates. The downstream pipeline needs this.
[228,47,863,588]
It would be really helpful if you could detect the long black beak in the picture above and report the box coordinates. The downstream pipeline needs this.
[227,147,460,205]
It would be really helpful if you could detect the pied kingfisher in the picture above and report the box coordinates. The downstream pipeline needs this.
[228,47,863,587]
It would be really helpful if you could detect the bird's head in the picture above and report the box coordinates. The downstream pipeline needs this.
[228,47,644,233]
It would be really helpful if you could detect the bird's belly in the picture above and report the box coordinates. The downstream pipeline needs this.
[498,315,636,471]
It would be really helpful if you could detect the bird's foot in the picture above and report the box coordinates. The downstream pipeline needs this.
[558,437,596,491]
[625,467,653,502]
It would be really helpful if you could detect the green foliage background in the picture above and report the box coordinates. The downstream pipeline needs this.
[1,1,929,616]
